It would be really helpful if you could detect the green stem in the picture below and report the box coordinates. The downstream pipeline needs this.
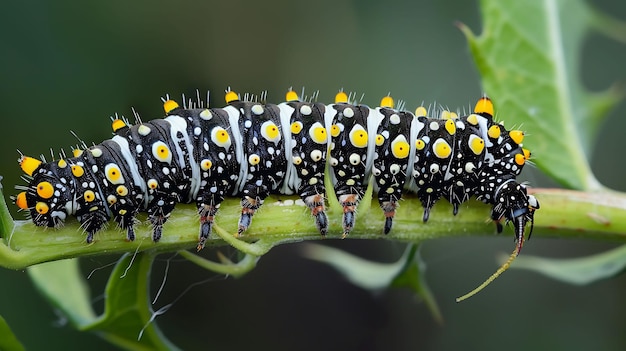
[1,188,625,269]
[178,250,260,278]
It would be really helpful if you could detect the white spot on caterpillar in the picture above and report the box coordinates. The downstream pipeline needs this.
[343,107,354,118]
[252,104,264,115]
[200,109,212,120]
[138,125,151,136]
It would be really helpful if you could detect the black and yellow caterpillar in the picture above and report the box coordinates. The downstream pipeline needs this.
[14,89,539,252]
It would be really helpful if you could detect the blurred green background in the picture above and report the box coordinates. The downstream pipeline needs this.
[1,0,626,350]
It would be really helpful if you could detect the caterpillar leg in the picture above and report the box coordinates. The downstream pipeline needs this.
[379,201,398,235]
[85,231,96,244]
[304,194,328,236]
[420,197,437,222]
[117,217,137,242]
[113,208,140,242]
[149,213,168,243]
[238,196,264,236]
[197,203,219,250]
[76,209,109,244]
[147,198,176,242]
[339,194,359,238]
[417,185,442,223]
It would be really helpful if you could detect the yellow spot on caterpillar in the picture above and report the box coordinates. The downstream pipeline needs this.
[469,135,485,155]
[225,90,239,104]
[309,123,327,144]
[152,142,172,163]
[285,90,299,102]
[261,121,280,142]
[509,130,524,144]
[391,136,410,159]
[291,121,303,135]
[112,118,127,132]
[415,106,427,117]
[445,119,456,135]
[163,100,179,114]
[84,190,95,202]
[212,127,231,148]
[36,202,49,214]
[375,134,384,146]
[415,139,425,150]
[16,192,28,209]
[466,114,479,126]
[105,164,123,184]
[71,165,85,177]
[349,125,368,148]
[116,185,128,196]
[433,139,451,159]
[380,95,394,108]
[474,96,494,117]
[19,156,41,176]
[488,125,501,139]
[335,91,348,104]
[36,182,54,199]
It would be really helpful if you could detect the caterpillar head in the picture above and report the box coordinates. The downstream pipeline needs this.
[15,156,76,228]
[491,180,540,254]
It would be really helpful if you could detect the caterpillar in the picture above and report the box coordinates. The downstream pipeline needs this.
[14,89,539,254]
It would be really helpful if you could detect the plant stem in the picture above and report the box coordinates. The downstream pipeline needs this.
[1,188,625,269]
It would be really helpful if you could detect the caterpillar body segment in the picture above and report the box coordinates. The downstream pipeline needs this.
[15,89,538,255]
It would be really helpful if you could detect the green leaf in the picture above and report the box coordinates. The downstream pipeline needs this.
[28,259,97,327]
[302,243,442,323]
[83,252,179,351]
[390,245,442,324]
[302,243,408,290]
[0,315,25,351]
[503,244,626,285]
[0,180,15,244]
[460,0,625,190]
[28,254,178,350]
